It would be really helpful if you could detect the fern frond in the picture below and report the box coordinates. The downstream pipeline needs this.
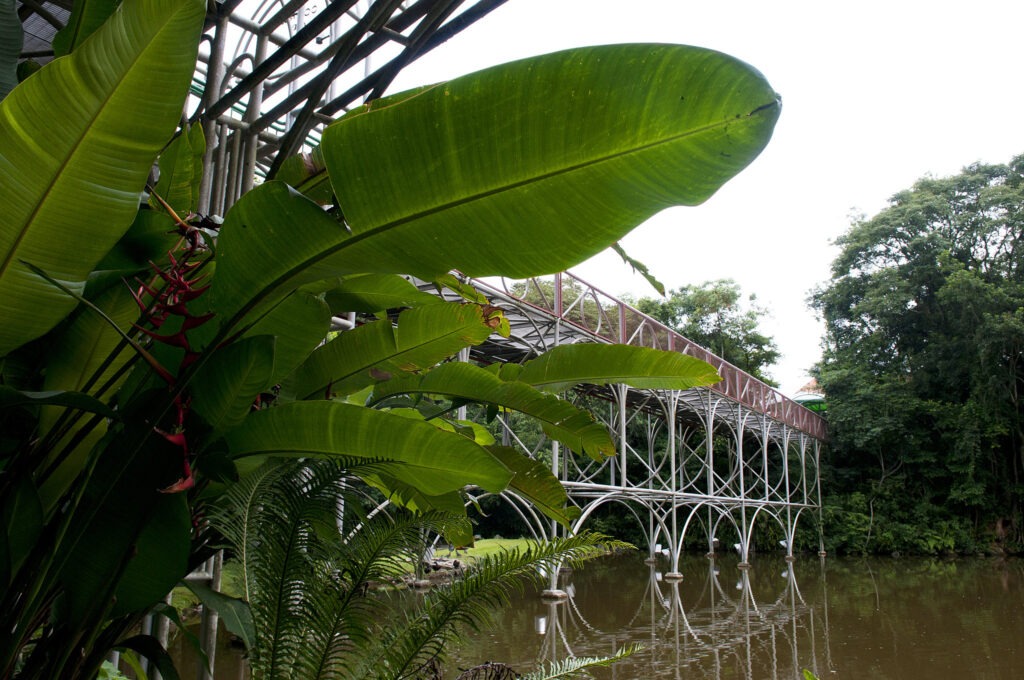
[518,644,642,680]
[363,533,626,680]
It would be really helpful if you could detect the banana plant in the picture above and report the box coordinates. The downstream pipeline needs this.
[0,0,780,675]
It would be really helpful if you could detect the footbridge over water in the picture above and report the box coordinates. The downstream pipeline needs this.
[426,272,828,573]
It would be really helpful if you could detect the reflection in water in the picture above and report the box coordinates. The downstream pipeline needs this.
[522,554,830,680]
[447,554,1024,680]
[169,554,1024,679]
[440,553,829,678]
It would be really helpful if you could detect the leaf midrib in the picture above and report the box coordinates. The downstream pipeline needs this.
[0,1,190,280]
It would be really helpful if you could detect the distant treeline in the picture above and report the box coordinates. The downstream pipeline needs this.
[811,154,1024,555]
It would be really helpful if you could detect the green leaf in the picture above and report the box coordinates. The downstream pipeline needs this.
[321,43,779,280]
[274,148,333,204]
[0,476,43,586]
[519,644,641,680]
[0,0,21,100]
[223,401,513,495]
[243,290,331,386]
[208,181,351,334]
[371,361,615,459]
[111,492,191,617]
[190,335,276,438]
[611,242,665,296]
[362,473,468,517]
[115,635,180,680]
[90,209,179,293]
[15,60,41,83]
[39,283,138,423]
[515,343,721,392]
[0,386,116,420]
[54,406,184,623]
[52,0,122,56]
[288,302,495,400]
[151,602,211,673]
[0,0,207,356]
[184,581,255,651]
[487,446,578,527]
[433,274,489,304]
[323,274,442,313]
[151,123,205,215]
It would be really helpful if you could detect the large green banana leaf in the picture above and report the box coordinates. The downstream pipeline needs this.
[242,290,331,386]
[211,45,777,334]
[506,344,722,392]
[322,274,443,313]
[487,446,578,526]
[207,181,350,333]
[223,402,513,495]
[190,336,276,439]
[0,0,206,356]
[371,362,615,460]
[319,43,780,280]
[287,302,496,400]
[150,122,205,216]
[36,284,141,509]
[52,0,122,56]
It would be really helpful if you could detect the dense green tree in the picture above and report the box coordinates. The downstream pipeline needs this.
[634,279,781,385]
[812,155,1024,554]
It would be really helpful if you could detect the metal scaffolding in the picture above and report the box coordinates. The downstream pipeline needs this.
[451,273,827,575]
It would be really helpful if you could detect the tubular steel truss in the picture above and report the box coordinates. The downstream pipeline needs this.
[449,273,827,573]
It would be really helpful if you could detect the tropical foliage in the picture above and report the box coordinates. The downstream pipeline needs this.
[0,0,779,676]
[634,279,781,384]
[208,457,630,679]
[812,155,1024,555]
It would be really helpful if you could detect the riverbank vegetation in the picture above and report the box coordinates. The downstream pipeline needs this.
[812,155,1024,556]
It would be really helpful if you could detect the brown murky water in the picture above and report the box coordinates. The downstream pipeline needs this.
[445,553,1024,679]
[171,553,1024,679]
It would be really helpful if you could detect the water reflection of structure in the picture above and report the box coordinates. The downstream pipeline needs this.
[533,557,833,679]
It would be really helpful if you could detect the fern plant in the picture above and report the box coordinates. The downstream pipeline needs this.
[207,458,630,679]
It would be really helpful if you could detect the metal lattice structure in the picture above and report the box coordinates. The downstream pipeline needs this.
[448,273,827,576]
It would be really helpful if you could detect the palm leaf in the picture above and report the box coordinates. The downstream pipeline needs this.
[0,0,207,356]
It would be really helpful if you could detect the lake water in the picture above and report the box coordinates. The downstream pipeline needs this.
[445,553,1024,679]
[171,553,1023,678]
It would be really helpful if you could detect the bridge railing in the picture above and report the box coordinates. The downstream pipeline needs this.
[475,271,828,441]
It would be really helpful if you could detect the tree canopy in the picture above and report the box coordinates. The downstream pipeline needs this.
[634,279,780,385]
[812,155,1024,554]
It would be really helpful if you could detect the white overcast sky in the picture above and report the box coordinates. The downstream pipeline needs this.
[389,0,1024,395]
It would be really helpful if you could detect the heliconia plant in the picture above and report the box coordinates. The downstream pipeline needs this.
[0,0,779,676]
